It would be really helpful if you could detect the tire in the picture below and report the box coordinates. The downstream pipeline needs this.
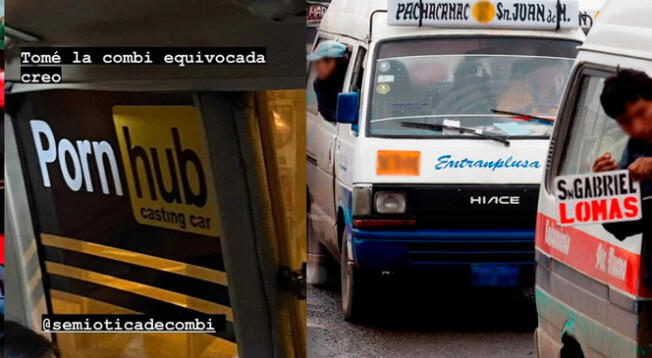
[340,228,369,321]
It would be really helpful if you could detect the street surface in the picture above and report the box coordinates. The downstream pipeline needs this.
[308,275,537,358]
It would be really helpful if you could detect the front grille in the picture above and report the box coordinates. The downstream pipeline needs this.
[372,184,540,230]
[415,213,536,229]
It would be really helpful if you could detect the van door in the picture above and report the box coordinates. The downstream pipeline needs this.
[544,66,645,296]
[335,44,366,218]
[306,38,350,255]
[536,64,649,357]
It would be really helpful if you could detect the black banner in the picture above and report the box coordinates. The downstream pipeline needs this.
[42,314,226,333]
[20,47,267,66]
[20,66,63,84]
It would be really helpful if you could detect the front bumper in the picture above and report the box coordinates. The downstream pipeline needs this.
[351,228,535,285]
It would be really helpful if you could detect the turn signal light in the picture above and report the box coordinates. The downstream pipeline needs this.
[376,150,420,176]
[353,185,373,216]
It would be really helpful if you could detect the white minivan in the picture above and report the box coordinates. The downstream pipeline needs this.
[534,0,651,356]
[307,0,585,319]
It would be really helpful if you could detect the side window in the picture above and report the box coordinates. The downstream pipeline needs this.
[307,38,326,116]
[558,74,629,177]
[350,47,367,93]
[306,39,353,120]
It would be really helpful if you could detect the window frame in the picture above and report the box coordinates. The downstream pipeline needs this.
[306,36,328,117]
[306,36,356,125]
[349,46,367,94]
[544,63,618,193]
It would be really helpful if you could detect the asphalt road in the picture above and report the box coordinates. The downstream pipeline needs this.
[308,275,538,358]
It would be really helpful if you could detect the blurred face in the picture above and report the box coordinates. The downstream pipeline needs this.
[314,58,337,80]
[408,60,447,87]
[539,65,565,93]
[616,98,652,142]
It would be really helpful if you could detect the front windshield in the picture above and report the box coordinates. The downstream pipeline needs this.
[368,37,578,138]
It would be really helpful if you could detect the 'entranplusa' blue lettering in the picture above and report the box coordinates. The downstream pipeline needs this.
[434,154,541,171]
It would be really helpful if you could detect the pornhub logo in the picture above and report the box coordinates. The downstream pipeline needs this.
[29,106,220,237]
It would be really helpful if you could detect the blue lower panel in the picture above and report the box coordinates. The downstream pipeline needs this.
[351,228,535,286]
[471,264,520,287]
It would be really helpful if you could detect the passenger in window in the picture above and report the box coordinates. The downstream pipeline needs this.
[597,69,652,289]
[593,69,652,184]
[592,69,652,245]
[307,40,349,122]
[496,60,567,116]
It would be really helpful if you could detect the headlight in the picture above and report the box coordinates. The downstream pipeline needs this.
[375,191,407,214]
[353,185,372,216]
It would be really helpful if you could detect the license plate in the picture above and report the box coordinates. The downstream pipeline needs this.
[471,264,520,287]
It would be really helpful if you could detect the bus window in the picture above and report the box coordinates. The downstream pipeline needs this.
[350,47,367,93]
[558,74,629,177]
[306,40,353,122]
[307,38,327,116]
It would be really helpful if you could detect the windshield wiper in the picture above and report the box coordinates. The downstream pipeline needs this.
[491,108,555,124]
[401,121,510,147]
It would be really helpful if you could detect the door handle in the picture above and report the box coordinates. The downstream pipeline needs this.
[328,145,333,164]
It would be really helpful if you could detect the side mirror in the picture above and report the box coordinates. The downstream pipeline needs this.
[336,92,359,125]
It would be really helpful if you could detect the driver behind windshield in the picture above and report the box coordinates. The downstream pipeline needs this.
[368,38,576,137]
[496,59,567,116]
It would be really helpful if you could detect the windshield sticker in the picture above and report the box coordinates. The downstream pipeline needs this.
[442,119,461,135]
[376,84,391,95]
[378,61,391,72]
[377,75,395,83]
[494,122,532,136]
[434,154,541,171]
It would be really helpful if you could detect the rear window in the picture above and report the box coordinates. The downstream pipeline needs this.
[558,74,629,177]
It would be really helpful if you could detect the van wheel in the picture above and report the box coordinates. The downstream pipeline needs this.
[340,229,369,321]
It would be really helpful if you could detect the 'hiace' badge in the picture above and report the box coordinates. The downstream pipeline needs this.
[113,106,220,237]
